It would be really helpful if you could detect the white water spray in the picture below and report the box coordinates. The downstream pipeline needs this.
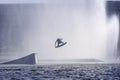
[0,0,119,63]
[107,15,119,60]
[24,0,108,60]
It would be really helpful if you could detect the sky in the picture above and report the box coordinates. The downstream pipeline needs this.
[0,0,119,63]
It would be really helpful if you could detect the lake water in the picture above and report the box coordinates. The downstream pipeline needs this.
[0,64,120,80]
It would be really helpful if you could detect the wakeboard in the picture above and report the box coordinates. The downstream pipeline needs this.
[55,42,67,48]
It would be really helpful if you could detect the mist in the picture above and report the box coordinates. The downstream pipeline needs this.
[0,0,119,62]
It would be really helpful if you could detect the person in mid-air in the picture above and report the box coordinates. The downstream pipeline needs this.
[55,38,67,48]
